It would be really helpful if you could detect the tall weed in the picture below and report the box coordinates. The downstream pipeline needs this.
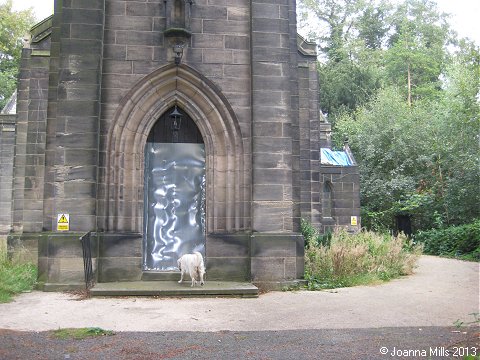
[305,229,422,289]
[0,237,37,303]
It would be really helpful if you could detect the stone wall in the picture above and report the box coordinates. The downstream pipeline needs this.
[320,165,361,233]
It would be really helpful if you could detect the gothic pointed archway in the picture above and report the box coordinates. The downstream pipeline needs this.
[101,64,249,235]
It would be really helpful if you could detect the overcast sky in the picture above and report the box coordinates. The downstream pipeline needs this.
[4,0,479,45]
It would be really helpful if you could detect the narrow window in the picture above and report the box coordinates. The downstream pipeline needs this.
[323,181,333,218]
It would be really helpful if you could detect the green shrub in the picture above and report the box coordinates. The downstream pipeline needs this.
[414,220,480,261]
[301,219,319,248]
[300,219,332,248]
[304,228,422,290]
[0,238,37,303]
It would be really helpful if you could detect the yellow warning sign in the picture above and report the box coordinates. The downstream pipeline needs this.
[57,213,70,231]
[351,216,358,226]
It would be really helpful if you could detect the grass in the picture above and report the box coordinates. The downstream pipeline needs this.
[304,227,422,290]
[454,313,480,328]
[0,237,37,303]
[51,327,115,340]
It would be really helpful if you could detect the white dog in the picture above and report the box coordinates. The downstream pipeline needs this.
[177,252,206,287]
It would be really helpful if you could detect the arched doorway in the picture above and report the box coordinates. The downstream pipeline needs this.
[143,106,206,271]
[104,64,248,234]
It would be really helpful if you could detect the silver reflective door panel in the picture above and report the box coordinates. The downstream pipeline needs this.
[144,143,206,271]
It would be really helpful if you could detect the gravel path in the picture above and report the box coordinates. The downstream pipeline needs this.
[0,255,478,359]
[0,327,478,360]
[0,256,478,332]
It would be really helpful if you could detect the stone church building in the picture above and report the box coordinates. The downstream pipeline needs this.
[1,0,360,291]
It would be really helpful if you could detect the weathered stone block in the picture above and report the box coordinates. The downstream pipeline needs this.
[252,168,291,185]
[98,257,142,282]
[251,257,285,281]
[253,184,284,201]
[225,35,250,49]
[103,44,127,59]
[105,15,153,31]
[251,233,300,257]
[98,232,142,257]
[227,7,249,21]
[57,100,99,117]
[253,137,292,154]
[203,19,249,34]
[252,18,289,34]
[126,2,161,17]
[62,8,104,25]
[206,257,250,281]
[206,233,250,257]
[193,5,227,20]
[192,34,224,49]
[70,24,104,39]
[126,46,154,61]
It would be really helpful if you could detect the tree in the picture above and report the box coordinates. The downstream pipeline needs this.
[425,43,480,226]
[298,0,389,119]
[334,58,479,231]
[334,87,428,231]
[299,0,453,117]
[385,0,450,105]
[317,53,384,118]
[299,0,372,61]
[0,0,35,110]
[357,1,391,50]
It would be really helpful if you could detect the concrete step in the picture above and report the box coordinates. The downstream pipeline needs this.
[90,281,259,298]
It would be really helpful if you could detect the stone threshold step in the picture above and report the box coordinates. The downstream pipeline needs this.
[90,281,259,298]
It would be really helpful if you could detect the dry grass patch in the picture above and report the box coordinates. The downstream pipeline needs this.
[304,228,422,290]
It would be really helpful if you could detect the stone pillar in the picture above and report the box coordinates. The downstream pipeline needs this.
[250,0,304,285]
[0,115,16,234]
[251,0,297,232]
[11,40,50,233]
[43,0,105,231]
[298,38,322,228]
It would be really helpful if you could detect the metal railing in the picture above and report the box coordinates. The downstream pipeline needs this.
[79,231,95,290]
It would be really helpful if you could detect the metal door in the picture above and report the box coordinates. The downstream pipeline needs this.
[143,108,205,271]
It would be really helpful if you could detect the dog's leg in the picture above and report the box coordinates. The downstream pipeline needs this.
[190,271,196,287]
[178,271,184,284]
[196,266,204,286]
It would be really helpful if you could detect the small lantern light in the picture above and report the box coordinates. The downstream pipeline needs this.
[170,105,182,142]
